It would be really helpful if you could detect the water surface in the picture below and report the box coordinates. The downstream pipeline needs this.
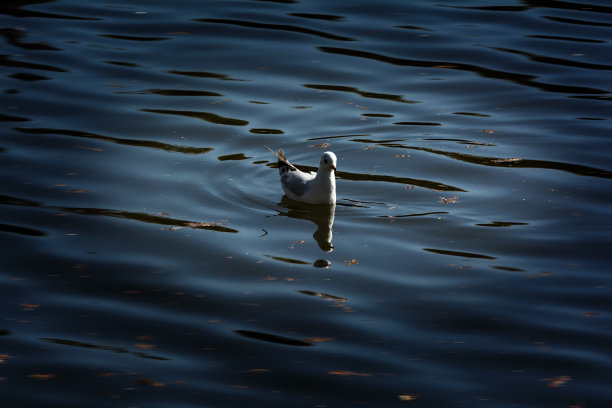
[1,1,611,407]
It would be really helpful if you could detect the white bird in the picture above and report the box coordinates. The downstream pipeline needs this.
[266,146,337,205]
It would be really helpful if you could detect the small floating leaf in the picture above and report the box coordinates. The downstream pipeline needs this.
[439,196,458,204]
[303,337,334,343]
[134,343,155,350]
[136,377,165,387]
[329,370,373,377]
[20,303,39,310]
[29,374,56,380]
[398,394,422,401]
[542,375,571,388]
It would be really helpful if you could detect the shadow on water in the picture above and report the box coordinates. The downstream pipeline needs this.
[273,196,335,252]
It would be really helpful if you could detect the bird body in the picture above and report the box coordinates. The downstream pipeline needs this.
[266,147,337,205]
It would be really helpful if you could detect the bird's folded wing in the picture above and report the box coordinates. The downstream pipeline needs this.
[282,171,311,197]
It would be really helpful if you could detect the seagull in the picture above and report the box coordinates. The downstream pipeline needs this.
[266,146,337,205]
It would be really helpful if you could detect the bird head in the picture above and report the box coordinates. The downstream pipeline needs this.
[320,151,337,172]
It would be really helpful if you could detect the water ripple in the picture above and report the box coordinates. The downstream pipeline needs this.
[14,127,214,155]
[318,46,610,95]
[0,113,30,122]
[423,247,497,260]
[526,34,607,43]
[1,4,100,20]
[0,54,67,72]
[234,330,314,347]
[289,13,344,22]
[63,207,239,234]
[141,109,249,126]
[543,15,612,27]
[0,28,61,51]
[40,337,170,361]
[167,70,247,81]
[197,18,355,42]
[358,140,612,178]
[444,2,612,14]
[0,223,46,237]
[99,34,169,42]
[489,46,612,70]
[117,88,224,97]
[304,84,419,103]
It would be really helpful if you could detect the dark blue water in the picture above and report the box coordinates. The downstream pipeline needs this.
[1,1,611,407]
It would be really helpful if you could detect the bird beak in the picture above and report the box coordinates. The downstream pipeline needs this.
[331,165,336,171]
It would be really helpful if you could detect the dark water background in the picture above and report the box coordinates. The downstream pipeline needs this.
[1,1,611,407]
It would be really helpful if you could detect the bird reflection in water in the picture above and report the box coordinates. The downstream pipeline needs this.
[276,196,335,252]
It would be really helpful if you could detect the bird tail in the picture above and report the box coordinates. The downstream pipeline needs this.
[265,146,297,172]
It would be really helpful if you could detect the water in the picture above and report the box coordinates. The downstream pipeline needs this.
[1,1,611,407]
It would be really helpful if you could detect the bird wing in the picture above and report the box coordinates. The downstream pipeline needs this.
[281,168,314,197]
